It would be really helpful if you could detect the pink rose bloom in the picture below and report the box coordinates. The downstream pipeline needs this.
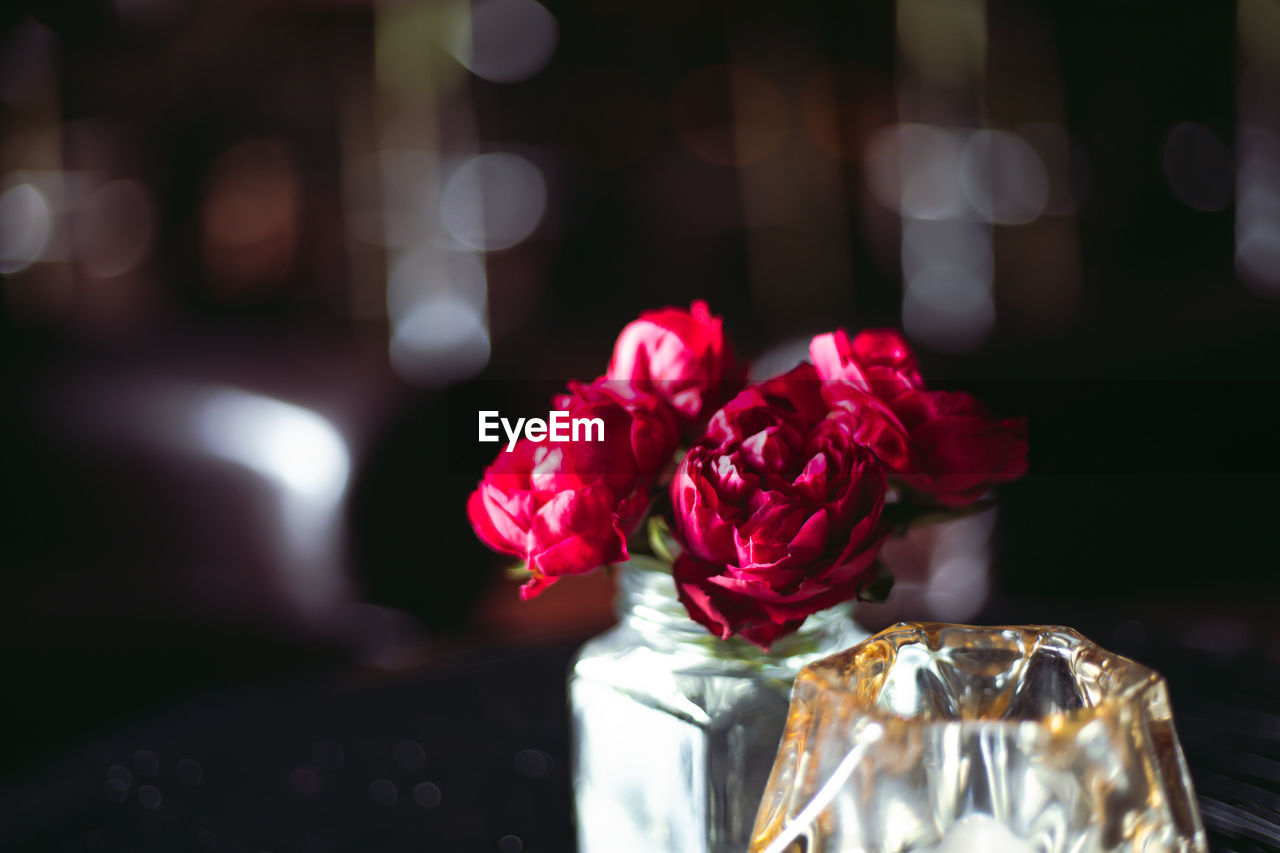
[468,380,678,598]
[608,300,742,429]
[669,364,889,649]
[810,328,1027,507]
[810,327,923,402]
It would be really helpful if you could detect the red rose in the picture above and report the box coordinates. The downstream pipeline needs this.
[809,327,922,402]
[468,380,678,598]
[607,300,742,428]
[887,389,1029,507]
[810,329,1027,507]
[669,364,889,649]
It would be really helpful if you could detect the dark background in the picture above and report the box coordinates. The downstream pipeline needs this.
[2,1,1279,850]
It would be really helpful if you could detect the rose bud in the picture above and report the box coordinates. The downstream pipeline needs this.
[669,364,889,649]
[468,379,678,599]
[607,300,743,429]
[810,328,1027,508]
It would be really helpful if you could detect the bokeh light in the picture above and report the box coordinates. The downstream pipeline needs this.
[369,778,398,806]
[924,554,989,621]
[1239,0,1280,80]
[868,124,1050,225]
[1237,0,1280,301]
[200,139,300,294]
[1163,122,1233,213]
[75,179,153,278]
[801,65,891,162]
[413,782,443,808]
[0,180,52,274]
[387,247,487,325]
[1236,223,1280,296]
[348,149,436,249]
[960,129,1049,225]
[195,390,350,505]
[441,152,547,251]
[194,387,353,616]
[902,264,995,354]
[447,0,559,85]
[922,510,995,622]
[901,218,992,284]
[375,1,469,100]
[390,294,491,386]
[1235,125,1280,296]
[896,0,986,86]
[865,123,968,220]
[393,740,426,772]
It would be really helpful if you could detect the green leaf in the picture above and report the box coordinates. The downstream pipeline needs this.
[647,515,681,565]
[504,561,532,580]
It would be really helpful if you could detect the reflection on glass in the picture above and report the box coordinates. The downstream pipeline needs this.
[751,623,1207,853]
[570,558,867,853]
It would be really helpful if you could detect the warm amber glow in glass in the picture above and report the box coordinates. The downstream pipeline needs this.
[751,623,1207,853]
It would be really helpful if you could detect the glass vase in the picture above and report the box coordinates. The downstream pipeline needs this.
[569,556,869,853]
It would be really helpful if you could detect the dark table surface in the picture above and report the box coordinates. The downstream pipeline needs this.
[2,622,1278,853]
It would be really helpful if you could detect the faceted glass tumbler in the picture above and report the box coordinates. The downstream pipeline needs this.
[750,623,1208,853]
[570,557,868,853]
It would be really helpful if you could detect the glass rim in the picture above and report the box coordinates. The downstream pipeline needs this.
[793,621,1171,728]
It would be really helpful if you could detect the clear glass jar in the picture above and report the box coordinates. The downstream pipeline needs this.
[570,556,868,853]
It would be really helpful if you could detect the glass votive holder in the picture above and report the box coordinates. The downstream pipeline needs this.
[750,623,1208,853]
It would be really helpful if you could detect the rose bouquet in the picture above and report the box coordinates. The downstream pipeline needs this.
[468,301,1027,649]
